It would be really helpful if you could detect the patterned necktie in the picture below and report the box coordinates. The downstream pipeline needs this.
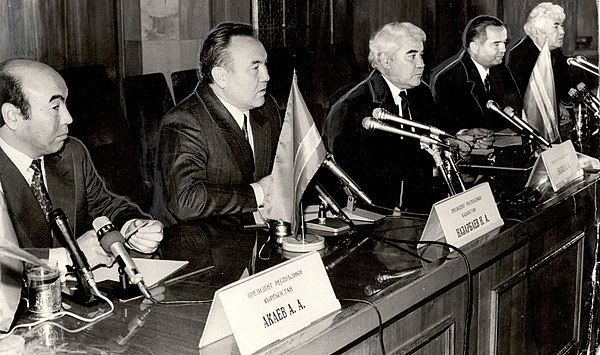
[242,114,249,142]
[30,159,53,221]
[484,73,491,93]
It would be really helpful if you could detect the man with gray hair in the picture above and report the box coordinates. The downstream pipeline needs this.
[322,22,445,213]
[506,2,588,119]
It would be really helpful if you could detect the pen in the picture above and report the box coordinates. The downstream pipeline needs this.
[164,265,214,286]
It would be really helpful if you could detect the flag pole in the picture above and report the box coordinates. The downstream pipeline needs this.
[298,201,306,242]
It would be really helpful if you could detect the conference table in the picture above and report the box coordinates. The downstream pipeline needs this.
[11,148,600,354]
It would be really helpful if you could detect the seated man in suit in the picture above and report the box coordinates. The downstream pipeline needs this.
[431,15,522,140]
[506,2,589,121]
[322,22,447,214]
[0,58,163,329]
[153,22,281,222]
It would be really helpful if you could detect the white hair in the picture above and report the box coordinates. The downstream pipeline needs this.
[368,22,426,71]
[524,2,565,37]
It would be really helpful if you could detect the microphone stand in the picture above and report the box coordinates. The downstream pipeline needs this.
[421,140,465,196]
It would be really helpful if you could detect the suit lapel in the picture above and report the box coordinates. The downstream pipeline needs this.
[0,148,51,248]
[249,108,272,179]
[45,149,77,239]
[462,57,485,114]
[197,84,255,181]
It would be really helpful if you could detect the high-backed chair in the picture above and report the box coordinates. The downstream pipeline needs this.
[122,72,175,210]
[59,65,143,203]
[171,69,198,104]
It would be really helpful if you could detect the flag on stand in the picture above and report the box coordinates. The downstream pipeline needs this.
[523,39,560,142]
[262,71,327,234]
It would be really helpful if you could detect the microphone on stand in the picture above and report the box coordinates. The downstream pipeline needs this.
[372,108,457,139]
[568,87,599,114]
[362,117,450,148]
[314,182,355,229]
[322,153,373,206]
[49,208,99,304]
[92,217,152,300]
[576,82,600,108]
[486,100,552,149]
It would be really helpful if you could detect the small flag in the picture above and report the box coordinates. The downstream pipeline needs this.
[262,71,327,233]
[523,39,560,142]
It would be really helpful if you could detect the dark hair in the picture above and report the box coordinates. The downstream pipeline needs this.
[197,22,257,83]
[462,15,505,48]
[0,60,30,126]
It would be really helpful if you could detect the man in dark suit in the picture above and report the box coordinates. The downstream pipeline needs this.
[431,15,522,136]
[0,59,164,328]
[153,22,281,222]
[506,2,588,121]
[322,22,446,213]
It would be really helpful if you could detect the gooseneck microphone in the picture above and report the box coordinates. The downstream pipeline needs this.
[362,117,450,148]
[314,182,355,228]
[372,108,457,138]
[486,100,552,149]
[322,153,373,206]
[576,82,600,107]
[49,208,99,297]
[92,216,151,299]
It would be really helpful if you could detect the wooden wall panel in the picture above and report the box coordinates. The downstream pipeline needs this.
[210,0,250,25]
[64,0,116,70]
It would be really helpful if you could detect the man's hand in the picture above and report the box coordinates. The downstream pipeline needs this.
[456,128,495,149]
[558,103,570,121]
[78,230,114,268]
[124,219,164,254]
[255,174,272,193]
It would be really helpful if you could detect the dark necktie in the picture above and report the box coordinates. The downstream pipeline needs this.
[30,159,53,221]
[399,91,410,119]
[484,73,491,93]
[242,114,249,142]
[398,91,414,133]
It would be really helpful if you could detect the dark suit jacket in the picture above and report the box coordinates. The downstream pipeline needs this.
[506,35,588,105]
[152,81,281,222]
[0,137,146,250]
[321,70,446,213]
[431,51,522,133]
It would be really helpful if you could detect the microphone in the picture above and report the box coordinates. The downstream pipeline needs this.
[322,153,373,206]
[362,117,450,148]
[486,100,552,149]
[375,267,421,283]
[576,82,600,107]
[49,208,99,297]
[567,56,600,77]
[372,108,456,138]
[324,234,370,272]
[314,182,355,228]
[92,216,152,299]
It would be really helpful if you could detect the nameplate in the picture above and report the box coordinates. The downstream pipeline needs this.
[421,182,504,249]
[199,251,340,354]
[526,140,583,192]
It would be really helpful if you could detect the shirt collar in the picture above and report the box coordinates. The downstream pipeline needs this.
[381,75,406,106]
[0,136,44,182]
[470,57,490,83]
[214,92,249,129]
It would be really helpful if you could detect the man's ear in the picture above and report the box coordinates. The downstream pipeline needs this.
[211,66,228,89]
[379,53,391,70]
[468,41,479,54]
[0,103,22,130]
